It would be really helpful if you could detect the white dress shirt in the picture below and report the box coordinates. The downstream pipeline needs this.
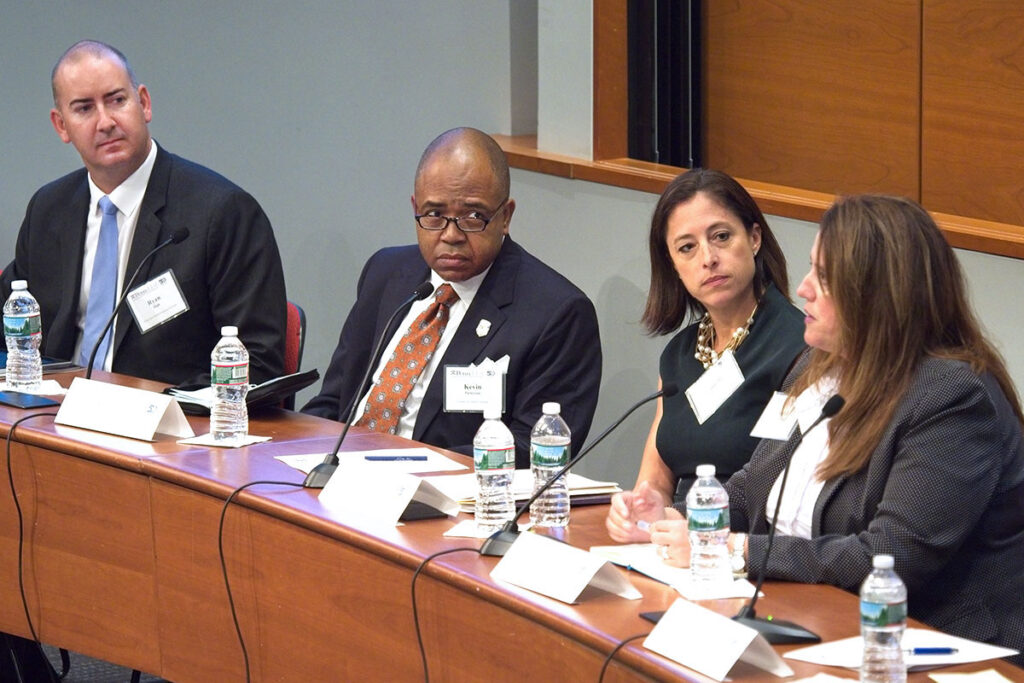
[73,141,159,370]
[356,264,491,438]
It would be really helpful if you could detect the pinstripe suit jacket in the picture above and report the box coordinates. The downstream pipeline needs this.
[727,356,1024,660]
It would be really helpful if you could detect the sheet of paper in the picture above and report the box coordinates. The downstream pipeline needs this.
[423,469,620,504]
[930,670,1017,683]
[785,628,1019,670]
[275,447,467,475]
[589,543,760,599]
[0,379,66,395]
[178,433,271,447]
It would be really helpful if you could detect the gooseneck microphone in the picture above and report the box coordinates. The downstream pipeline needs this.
[303,281,435,489]
[85,228,190,379]
[480,383,680,557]
[732,393,845,644]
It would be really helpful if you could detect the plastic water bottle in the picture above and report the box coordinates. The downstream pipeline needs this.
[473,407,515,533]
[3,280,43,391]
[529,402,571,527]
[860,554,907,683]
[686,464,731,582]
[210,326,249,444]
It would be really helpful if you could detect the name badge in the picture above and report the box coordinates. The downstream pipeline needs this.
[685,350,744,424]
[749,391,799,440]
[125,269,190,333]
[443,365,505,413]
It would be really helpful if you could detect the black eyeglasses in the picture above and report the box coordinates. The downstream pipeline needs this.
[415,198,508,233]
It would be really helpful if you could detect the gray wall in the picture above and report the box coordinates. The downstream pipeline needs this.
[3,2,1023,490]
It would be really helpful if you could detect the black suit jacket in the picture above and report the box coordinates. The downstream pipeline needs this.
[1,146,286,385]
[303,238,602,467]
[726,357,1024,660]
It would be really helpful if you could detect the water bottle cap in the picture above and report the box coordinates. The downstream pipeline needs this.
[695,464,716,478]
[483,406,501,419]
[221,326,239,337]
[11,280,27,290]
[542,402,561,415]
[872,554,894,569]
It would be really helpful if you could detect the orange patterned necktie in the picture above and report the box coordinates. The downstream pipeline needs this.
[358,284,460,434]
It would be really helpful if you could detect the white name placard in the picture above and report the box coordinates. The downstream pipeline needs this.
[56,377,194,441]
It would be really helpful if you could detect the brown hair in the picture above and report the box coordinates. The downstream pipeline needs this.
[792,194,1024,479]
[641,168,790,335]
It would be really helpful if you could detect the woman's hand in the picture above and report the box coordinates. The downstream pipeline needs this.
[605,480,668,542]
[649,515,690,567]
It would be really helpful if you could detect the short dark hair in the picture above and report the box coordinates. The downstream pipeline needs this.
[415,127,510,200]
[52,40,138,106]
[641,168,790,335]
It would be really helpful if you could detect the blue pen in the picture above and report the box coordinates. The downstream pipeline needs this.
[364,455,428,462]
[905,647,958,655]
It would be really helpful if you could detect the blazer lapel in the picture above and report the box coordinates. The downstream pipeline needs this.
[112,148,170,354]
[51,179,91,360]
[412,240,518,441]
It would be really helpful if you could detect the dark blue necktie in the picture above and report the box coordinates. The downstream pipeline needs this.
[79,196,119,367]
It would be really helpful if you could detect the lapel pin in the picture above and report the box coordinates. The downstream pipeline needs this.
[476,319,491,337]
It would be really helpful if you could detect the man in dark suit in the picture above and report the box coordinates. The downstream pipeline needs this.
[303,128,601,466]
[0,40,286,385]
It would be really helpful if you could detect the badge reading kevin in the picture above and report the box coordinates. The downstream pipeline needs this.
[126,269,190,333]
[444,364,506,413]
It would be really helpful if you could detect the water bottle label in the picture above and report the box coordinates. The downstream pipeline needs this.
[860,600,907,627]
[530,443,568,467]
[474,446,514,471]
[3,314,41,337]
[687,506,729,532]
[211,362,249,386]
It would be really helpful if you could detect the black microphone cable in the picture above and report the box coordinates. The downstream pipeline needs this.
[5,411,61,683]
[217,479,304,683]
[597,632,649,682]
[409,546,480,682]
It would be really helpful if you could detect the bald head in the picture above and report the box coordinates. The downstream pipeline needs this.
[52,40,138,106]
[415,128,510,200]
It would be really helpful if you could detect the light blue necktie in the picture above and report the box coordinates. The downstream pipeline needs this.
[79,196,120,367]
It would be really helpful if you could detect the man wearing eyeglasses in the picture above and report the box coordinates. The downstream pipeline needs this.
[303,128,602,467]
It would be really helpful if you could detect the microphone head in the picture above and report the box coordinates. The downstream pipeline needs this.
[414,281,435,300]
[170,227,190,244]
[822,394,845,418]
[661,382,679,398]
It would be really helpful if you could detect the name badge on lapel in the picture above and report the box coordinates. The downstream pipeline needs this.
[125,269,190,333]
[443,356,509,413]
[685,350,744,424]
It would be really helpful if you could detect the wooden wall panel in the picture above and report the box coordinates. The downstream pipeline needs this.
[702,0,920,198]
[922,1,1024,226]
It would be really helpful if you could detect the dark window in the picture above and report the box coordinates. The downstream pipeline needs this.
[627,0,701,168]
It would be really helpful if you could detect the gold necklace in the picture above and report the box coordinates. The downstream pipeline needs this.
[694,303,759,369]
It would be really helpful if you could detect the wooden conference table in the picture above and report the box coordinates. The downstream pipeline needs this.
[0,370,1019,682]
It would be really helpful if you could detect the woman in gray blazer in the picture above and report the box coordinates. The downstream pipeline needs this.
[639,194,1024,662]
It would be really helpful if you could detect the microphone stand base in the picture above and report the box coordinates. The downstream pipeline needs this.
[479,529,520,557]
[302,462,338,489]
[732,615,821,644]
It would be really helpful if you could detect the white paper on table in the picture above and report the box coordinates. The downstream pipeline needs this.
[444,519,496,539]
[0,379,66,395]
[276,447,467,475]
[785,628,1018,670]
[930,670,1018,683]
[423,469,620,507]
[644,598,793,681]
[178,433,271,447]
[590,543,760,599]
[491,531,641,604]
